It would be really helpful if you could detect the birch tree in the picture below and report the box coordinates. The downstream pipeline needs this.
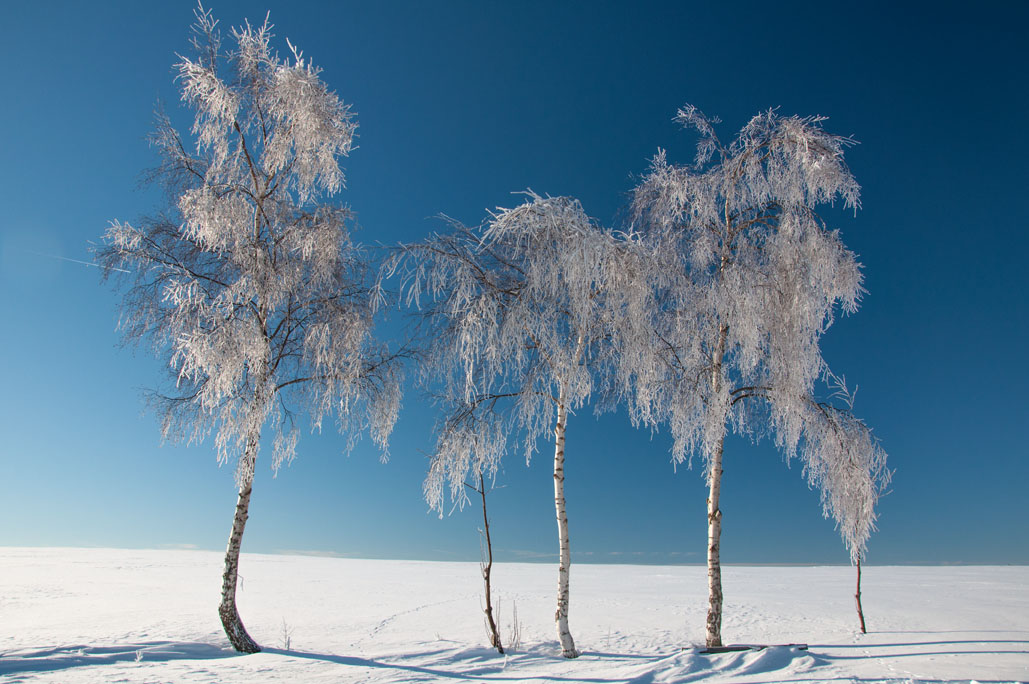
[99,7,401,653]
[395,194,641,658]
[627,105,890,648]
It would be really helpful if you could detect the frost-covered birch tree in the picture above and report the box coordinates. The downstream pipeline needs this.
[628,105,890,648]
[394,194,641,658]
[99,7,401,653]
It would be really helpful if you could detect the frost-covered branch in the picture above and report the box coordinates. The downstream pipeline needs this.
[392,193,647,511]
[100,3,401,479]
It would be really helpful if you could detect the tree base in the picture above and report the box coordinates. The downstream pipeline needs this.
[219,601,261,654]
[696,643,808,655]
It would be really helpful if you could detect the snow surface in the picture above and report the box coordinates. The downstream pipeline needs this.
[1,547,1025,683]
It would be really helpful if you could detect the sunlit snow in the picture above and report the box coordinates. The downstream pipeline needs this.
[1,548,1025,683]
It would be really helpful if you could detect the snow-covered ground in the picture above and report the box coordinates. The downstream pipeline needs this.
[0,548,1025,683]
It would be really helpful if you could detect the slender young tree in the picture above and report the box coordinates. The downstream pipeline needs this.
[396,194,640,658]
[467,473,503,654]
[855,555,867,634]
[628,105,890,648]
[805,375,889,633]
[100,7,401,653]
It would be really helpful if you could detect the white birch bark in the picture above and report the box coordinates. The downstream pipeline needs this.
[218,437,261,654]
[705,323,728,649]
[553,385,579,659]
[705,434,725,649]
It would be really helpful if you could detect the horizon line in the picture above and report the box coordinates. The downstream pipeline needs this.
[2,545,1025,567]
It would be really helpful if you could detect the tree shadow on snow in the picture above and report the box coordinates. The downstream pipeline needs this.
[743,679,1021,684]
[736,638,1029,684]
[0,641,236,677]
[581,651,670,660]
[873,629,1029,635]
[826,648,1029,659]
[266,647,659,682]
[809,634,1028,661]
[814,638,1028,650]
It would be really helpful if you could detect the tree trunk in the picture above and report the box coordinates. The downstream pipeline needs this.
[553,392,578,659]
[478,473,504,654]
[855,556,867,634]
[705,433,726,649]
[218,443,261,653]
[705,323,729,649]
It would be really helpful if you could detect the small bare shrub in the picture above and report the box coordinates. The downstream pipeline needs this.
[280,618,294,651]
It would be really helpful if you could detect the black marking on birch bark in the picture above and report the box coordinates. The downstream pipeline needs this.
[553,397,579,659]
[218,482,261,653]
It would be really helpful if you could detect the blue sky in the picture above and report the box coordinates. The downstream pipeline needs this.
[1,1,1026,565]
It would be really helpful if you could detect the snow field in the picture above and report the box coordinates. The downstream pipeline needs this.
[1,547,1026,683]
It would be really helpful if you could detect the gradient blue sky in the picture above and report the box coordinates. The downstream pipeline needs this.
[1,1,1026,565]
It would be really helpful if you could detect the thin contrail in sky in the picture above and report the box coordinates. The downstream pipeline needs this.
[26,250,129,273]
